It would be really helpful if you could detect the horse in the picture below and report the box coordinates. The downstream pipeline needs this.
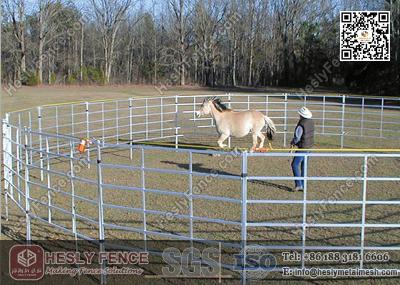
[195,97,276,150]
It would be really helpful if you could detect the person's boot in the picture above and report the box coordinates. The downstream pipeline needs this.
[294,186,303,191]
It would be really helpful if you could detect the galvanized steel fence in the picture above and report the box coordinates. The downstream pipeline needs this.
[2,94,400,281]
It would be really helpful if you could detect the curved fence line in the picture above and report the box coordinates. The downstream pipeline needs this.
[5,94,400,150]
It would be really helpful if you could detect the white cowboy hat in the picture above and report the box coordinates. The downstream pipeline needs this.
[298,107,312,119]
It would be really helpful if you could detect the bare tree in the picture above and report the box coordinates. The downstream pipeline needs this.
[80,21,84,81]
[152,0,158,84]
[193,0,226,86]
[37,0,62,84]
[228,2,239,86]
[4,0,26,81]
[247,0,255,85]
[91,0,133,84]
[169,0,192,85]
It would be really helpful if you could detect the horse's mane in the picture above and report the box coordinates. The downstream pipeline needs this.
[207,97,231,112]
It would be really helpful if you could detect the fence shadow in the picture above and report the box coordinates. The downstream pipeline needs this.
[161,160,237,177]
[248,179,293,192]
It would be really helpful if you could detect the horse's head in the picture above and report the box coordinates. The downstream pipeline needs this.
[195,97,214,117]
[196,97,229,117]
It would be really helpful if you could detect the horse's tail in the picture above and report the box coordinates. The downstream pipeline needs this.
[264,116,276,140]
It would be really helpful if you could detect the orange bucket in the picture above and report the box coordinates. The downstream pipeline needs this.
[77,139,89,153]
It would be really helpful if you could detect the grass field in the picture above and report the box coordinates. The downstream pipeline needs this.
[2,86,400,284]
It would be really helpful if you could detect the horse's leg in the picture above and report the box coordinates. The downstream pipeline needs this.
[258,132,265,148]
[217,133,229,148]
[251,133,258,152]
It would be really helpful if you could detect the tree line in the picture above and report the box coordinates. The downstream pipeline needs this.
[2,0,399,96]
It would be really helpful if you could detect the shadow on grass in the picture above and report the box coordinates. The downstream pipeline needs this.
[248,179,293,192]
[162,160,293,192]
[161,160,236,176]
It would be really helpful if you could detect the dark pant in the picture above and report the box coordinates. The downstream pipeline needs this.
[291,151,309,188]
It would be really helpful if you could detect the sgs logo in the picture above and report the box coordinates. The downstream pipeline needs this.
[162,247,220,278]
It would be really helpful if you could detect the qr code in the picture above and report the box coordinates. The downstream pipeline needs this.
[340,11,390,61]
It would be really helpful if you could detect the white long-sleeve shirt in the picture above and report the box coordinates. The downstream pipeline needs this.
[291,125,304,145]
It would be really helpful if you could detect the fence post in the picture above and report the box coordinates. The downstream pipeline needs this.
[95,141,105,241]
[101,102,105,142]
[85,102,90,167]
[141,148,147,247]
[283,93,288,147]
[340,96,346,148]
[38,106,44,181]
[192,96,196,137]
[71,104,75,137]
[45,136,52,223]
[17,114,24,204]
[189,152,193,239]
[129,98,133,160]
[240,151,248,285]
[4,114,13,195]
[17,114,22,203]
[145,98,149,141]
[116,101,119,142]
[380,98,384,138]
[69,140,77,235]
[3,171,8,220]
[360,155,368,268]
[28,111,33,163]
[11,121,20,204]
[228,93,231,148]
[85,102,90,138]
[96,140,106,285]
[175,95,179,149]
[16,128,22,204]
[96,142,106,285]
[361,97,365,137]
[56,106,60,154]
[160,97,164,139]
[24,127,32,241]
[322,96,326,134]
[301,153,309,268]
[2,114,11,220]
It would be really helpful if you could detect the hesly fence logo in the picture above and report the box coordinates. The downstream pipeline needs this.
[9,245,45,281]
[234,247,277,280]
[18,248,36,267]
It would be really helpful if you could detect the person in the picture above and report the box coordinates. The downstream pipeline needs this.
[290,107,315,191]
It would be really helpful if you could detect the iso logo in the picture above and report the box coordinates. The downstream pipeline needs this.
[233,247,277,280]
